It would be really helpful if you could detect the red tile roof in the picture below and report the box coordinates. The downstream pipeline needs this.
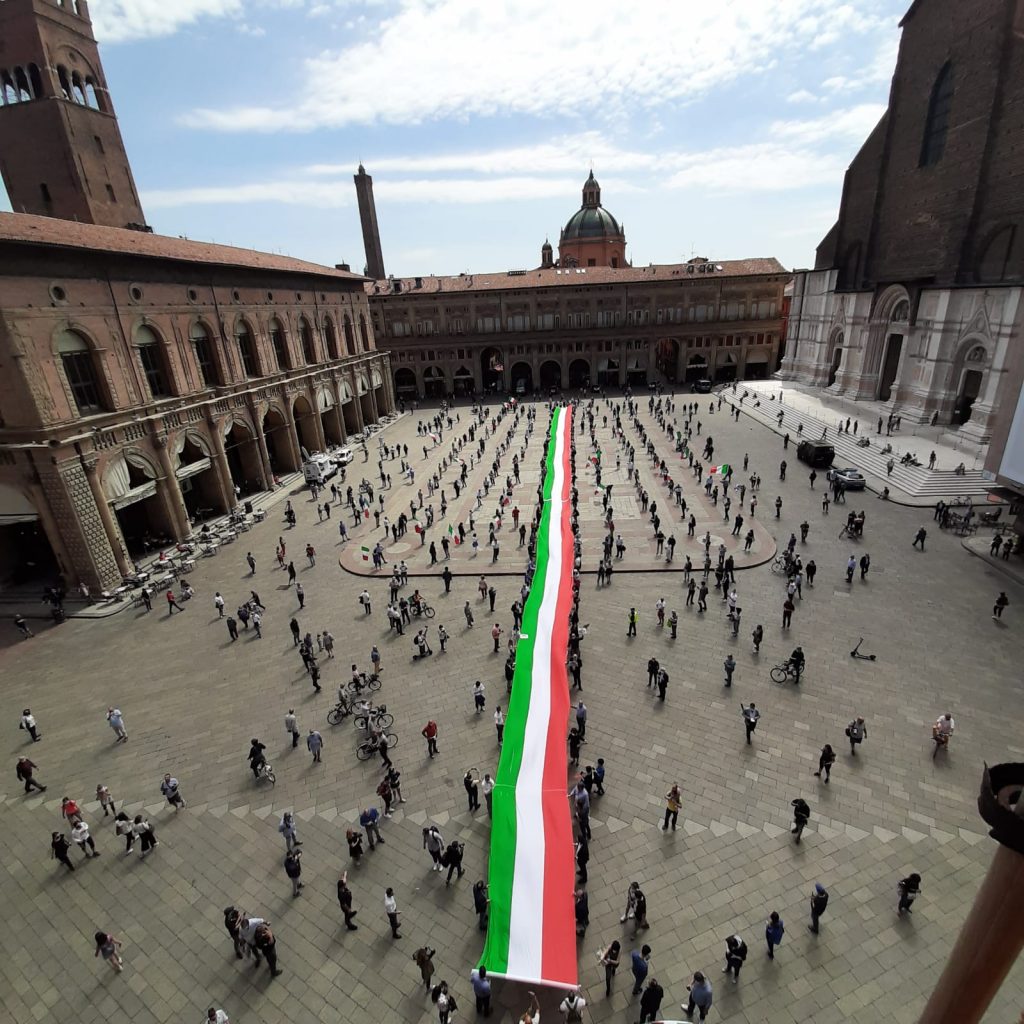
[0,212,366,282]
[366,258,789,297]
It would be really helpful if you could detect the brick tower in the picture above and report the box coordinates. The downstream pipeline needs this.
[353,164,386,280]
[0,0,146,227]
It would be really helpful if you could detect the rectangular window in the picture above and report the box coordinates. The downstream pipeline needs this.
[94,135,105,154]
[62,352,102,412]
[40,183,52,204]
[138,344,169,397]
[105,183,116,202]
[194,338,218,388]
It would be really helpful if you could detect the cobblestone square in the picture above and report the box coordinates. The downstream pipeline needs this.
[1,396,1021,1024]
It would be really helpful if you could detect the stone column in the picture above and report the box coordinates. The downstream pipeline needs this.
[280,396,304,469]
[207,418,238,511]
[248,401,275,488]
[81,456,133,577]
[381,356,396,414]
[152,436,193,539]
[351,370,365,431]
[368,378,380,424]
[25,478,77,584]
[308,385,327,451]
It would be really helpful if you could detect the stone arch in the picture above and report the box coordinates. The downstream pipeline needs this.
[865,284,912,399]
[949,338,990,425]
[826,329,844,387]
[371,368,383,388]
[568,357,591,389]
[292,394,319,456]
[510,361,533,394]
[323,316,339,360]
[262,404,298,474]
[394,366,418,399]
[299,316,317,364]
[423,364,447,399]
[539,360,562,391]
[654,338,679,380]
[452,364,474,396]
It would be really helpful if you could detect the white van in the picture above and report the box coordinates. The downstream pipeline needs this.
[331,447,354,468]
[302,453,337,486]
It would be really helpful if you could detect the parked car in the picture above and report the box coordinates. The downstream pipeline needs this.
[331,447,354,467]
[303,453,337,486]
[797,440,836,469]
[693,379,713,393]
[827,467,866,490]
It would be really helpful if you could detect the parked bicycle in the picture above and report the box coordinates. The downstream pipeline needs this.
[356,731,398,761]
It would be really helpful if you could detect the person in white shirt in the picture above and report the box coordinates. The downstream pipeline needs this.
[205,1009,229,1024]
[107,707,127,742]
[494,707,505,744]
[934,714,955,737]
[71,820,98,857]
[473,681,486,713]
[384,887,401,938]
[19,708,40,742]
[559,988,586,1020]
[239,915,264,957]
[519,991,541,1024]
[481,773,495,817]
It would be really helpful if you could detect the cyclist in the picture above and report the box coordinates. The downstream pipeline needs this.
[410,589,425,614]
[247,738,267,779]
[932,713,955,753]
[788,647,805,684]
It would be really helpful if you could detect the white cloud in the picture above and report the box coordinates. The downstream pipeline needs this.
[769,103,887,144]
[786,89,820,104]
[664,143,849,194]
[181,0,882,132]
[89,0,244,42]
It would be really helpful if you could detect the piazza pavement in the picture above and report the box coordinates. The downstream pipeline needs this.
[1,389,1021,1024]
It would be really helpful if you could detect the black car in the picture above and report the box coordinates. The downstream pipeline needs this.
[797,440,835,468]
[693,379,713,394]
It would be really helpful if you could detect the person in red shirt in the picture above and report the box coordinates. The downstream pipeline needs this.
[61,796,83,825]
[166,589,184,614]
[421,720,439,758]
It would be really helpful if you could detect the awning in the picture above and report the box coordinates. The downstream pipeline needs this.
[110,480,157,510]
[176,457,212,481]
[0,484,39,524]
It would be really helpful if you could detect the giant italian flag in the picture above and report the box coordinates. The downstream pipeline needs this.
[480,405,577,988]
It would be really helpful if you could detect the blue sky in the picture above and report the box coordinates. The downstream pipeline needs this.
[3,0,908,276]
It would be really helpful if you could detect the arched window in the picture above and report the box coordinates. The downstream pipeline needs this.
[299,317,316,364]
[920,62,953,168]
[14,67,33,102]
[135,325,171,398]
[343,314,355,355]
[70,71,86,105]
[190,322,220,388]
[2,70,17,105]
[58,329,107,413]
[57,66,72,101]
[324,317,339,360]
[28,64,43,99]
[235,319,259,378]
[269,317,290,370]
[84,77,101,110]
[358,314,369,352]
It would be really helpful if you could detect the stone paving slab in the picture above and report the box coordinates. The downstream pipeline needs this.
[0,396,1022,1024]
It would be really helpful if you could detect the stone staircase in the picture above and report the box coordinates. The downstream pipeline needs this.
[725,382,993,503]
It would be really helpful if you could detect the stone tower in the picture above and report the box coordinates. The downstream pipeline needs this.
[0,0,147,227]
[353,164,386,280]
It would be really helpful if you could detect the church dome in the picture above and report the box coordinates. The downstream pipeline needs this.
[562,205,622,240]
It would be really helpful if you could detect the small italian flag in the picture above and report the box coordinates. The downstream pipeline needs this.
[480,406,576,989]
[360,546,370,561]
[710,463,731,476]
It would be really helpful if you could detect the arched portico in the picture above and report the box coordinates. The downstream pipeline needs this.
[568,358,590,389]
[293,395,319,457]
[539,360,562,391]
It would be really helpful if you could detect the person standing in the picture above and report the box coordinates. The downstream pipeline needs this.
[897,873,921,914]
[337,871,358,930]
[252,922,282,976]
[809,882,829,934]
[600,940,621,996]
[422,719,439,758]
[791,798,810,842]
[246,551,256,575]
[627,607,638,637]
[346,829,364,865]
[474,880,490,931]
[813,744,836,783]
[423,825,445,870]
[384,887,401,938]
[765,911,785,959]
[107,707,128,743]
[160,773,186,811]
[684,972,713,1022]
[741,702,760,744]
[94,931,124,974]
[575,700,587,741]
[96,783,115,817]
[226,614,238,641]
[214,592,225,617]
[279,811,301,852]
[223,906,246,958]
[473,681,486,714]
[307,728,323,763]
[482,772,495,816]
[723,655,736,688]
[51,831,75,871]
[464,601,474,628]
[413,946,436,990]
[19,708,40,742]
[662,784,682,831]
[782,596,795,628]
[470,965,492,1017]
[284,849,304,897]
[494,706,505,745]
[723,934,747,982]
[846,716,867,755]
[464,770,480,812]
[133,815,158,856]
[285,709,300,748]
[639,977,664,1023]
[630,944,652,995]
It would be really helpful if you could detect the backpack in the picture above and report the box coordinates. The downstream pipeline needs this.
[564,996,583,1023]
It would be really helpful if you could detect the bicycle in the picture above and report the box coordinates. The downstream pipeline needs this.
[344,672,382,699]
[770,662,801,684]
[353,704,394,731]
[356,731,398,761]
[770,555,789,575]
[327,698,354,726]
[255,761,276,785]
[410,601,436,619]
[932,730,951,760]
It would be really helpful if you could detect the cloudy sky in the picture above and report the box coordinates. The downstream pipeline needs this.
[2,0,907,275]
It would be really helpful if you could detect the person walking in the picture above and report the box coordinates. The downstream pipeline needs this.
[166,588,184,614]
[791,798,810,842]
[226,614,238,641]
[246,551,256,575]
[252,922,282,977]
[630,944,652,995]
[107,707,128,743]
[94,931,124,974]
[279,811,301,852]
[284,849,304,897]
[993,591,1009,619]
[809,882,829,933]
[464,601,474,628]
[13,612,34,638]
[360,806,385,849]
[751,623,763,653]
[96,783,115,817]
[19,708,41,742]
[423,825,445,871]
[639,978,664,1023]
[684,972,713,1022]
[384,887,401,938]
[17,756,46,793]
[846,716,867,755]
[50,831,75,871]
[782,596,795,628]
[160,773,186,811]
[813,744,836,783]
[912,526,927,550]
[306,728,323,763]
[133,815,158,856]
[663,784,682,831]
[494,706,505,745]
[765,911,785,959]
[741,702,760,744]
[897,873,922,914]
[723,934,747,983]
[337,871,358,930]
[285,709,300,748]
[600,940,621,996]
